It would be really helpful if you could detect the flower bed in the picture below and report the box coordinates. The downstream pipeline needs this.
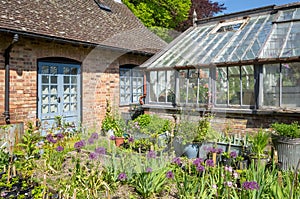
[1,119,300,198]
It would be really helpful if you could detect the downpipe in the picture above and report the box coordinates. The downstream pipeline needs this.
[3,34,19,124]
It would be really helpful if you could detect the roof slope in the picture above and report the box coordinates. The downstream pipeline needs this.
[142,2,300,69]
[0,0,166,53]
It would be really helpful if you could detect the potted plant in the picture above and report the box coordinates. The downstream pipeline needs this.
[174,114,219,158]
[101,99,126,147]
[249,129,270,167]
[271,122,300,170]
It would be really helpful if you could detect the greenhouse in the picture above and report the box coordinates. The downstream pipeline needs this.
[142,4,300,113]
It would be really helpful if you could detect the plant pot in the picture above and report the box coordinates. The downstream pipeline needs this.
[183,143,199,159]
[115,137,125,147]
[272,135,300,170]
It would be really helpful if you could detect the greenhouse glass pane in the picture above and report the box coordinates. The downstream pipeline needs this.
[228,66,240,105]
[198,68,210,104]
[281,22,300,57]
[277,9,295,22]
[241,65,255,105]
[282,63,300,107]
[216,67,227,104]
[158,71,166,102]
[261,23,290,58]
[178,70,188,103]
[262,64,280,107]
[187,69,198,103]
[166,71,176,103]
[149,71,157,102]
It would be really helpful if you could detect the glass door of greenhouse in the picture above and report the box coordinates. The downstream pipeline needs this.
[38,61,81,130]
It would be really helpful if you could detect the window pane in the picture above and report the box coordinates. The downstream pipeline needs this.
[179,70,188,103]
[149,71,157,102]
[216,67,227,104]
[242,65,255,105]
[158,71,166,102]
[187,69,198,103]
[263,64,280,106]
[228,66,240,105]
[198,68,209,104]
[166,71,175,103]
[282,63,300,107]
[119,68,131,104]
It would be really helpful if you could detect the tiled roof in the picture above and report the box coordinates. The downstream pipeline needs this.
[0,0,167,54]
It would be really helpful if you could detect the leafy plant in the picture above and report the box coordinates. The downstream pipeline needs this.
[249,129,270,158]
[131,167,168,198]
[271,122,300,138]
[101,99,125,137]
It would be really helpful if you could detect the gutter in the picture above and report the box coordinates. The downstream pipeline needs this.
[3,34,19,124]
[0,28,154,56]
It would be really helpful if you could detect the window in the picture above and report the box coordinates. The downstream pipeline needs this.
[149,70,175,103]
[263,63,300,108]
[119,66,143,105]
[211,19,247,34]
[178,68,210,104]
[215,65,255,106]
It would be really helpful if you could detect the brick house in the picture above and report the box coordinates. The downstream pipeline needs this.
[141,3,300,133]
[0,0,166,130]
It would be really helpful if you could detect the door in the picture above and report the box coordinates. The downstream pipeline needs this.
[38,61,81,131]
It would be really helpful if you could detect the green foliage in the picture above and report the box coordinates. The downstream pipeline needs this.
[122,0,191,29]
[0,146,9,170]
[249,129,270,157]
[271,122,300,138]
[176,114,219,144]
[134,114,172,137]
[131,167,168,198]
[101,99,126,137]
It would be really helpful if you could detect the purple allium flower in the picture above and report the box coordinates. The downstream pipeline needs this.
[208,147,218,153]
[242,181,260,190]
[172,157,181,166]
[118,172,127,181]
[224,181,233,187]
[56,133,64,140]
[166,171,174,179]
[89,152,98,160]
[46,134,57,143]
[56,146,64,152]
[217,148,223,154]
[95,147,106,155]
[230,151,237,158]
[196,165,205,172]
[128,137,134,143]
[46,134,53,141]
[74,140,85,151]
[193,158,204,166]
[206,159,214,167]
[146,167,152,173]
[212,184,217,189]
[110,135,116,140]
[91,132,99,140]
[224,166,233,172]
[88,137,94,144]
[147,150,156,159]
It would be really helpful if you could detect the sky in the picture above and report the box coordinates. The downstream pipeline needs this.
[218,0,299,14]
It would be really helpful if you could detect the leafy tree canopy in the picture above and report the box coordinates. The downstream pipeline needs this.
[122,0,191,29]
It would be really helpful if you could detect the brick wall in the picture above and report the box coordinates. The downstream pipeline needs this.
[144,107,300,135]
[0,33,149,130]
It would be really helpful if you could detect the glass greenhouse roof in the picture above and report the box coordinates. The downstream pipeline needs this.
[143,4,300,70]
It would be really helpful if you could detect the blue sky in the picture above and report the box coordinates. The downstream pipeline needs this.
[218,0,299,14]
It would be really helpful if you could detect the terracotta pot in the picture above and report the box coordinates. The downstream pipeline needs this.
[115,137,125,147]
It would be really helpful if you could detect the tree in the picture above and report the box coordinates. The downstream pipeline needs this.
[176,0,226,31]
[122,0,191,29]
